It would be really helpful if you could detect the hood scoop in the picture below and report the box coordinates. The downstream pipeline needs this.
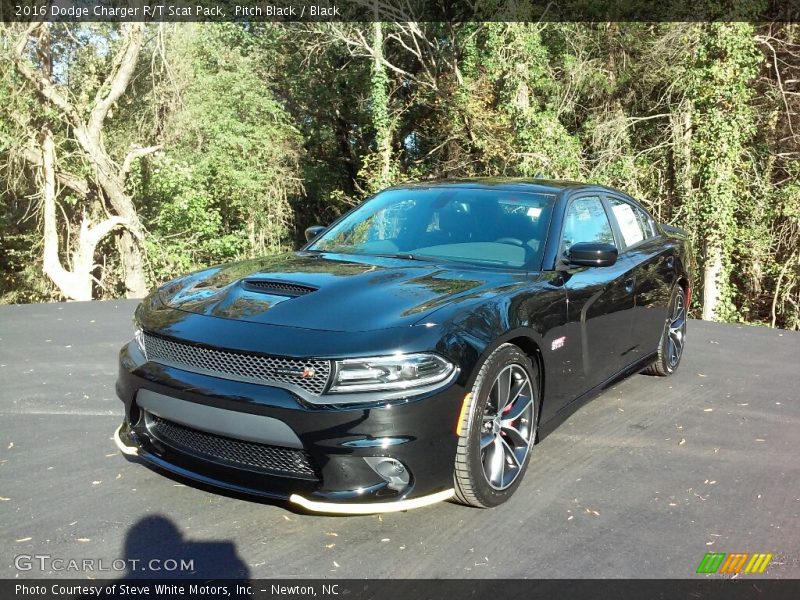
[241,279,317,297]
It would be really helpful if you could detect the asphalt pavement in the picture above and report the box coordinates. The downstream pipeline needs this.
[1,300,798,578]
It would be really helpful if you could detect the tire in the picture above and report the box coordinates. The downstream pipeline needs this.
[643,284,687,377]
[453,343,539,508]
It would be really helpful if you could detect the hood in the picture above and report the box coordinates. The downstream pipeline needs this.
[157,252,525,332]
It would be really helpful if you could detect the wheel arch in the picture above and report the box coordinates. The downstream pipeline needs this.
[462,328,547,426]
[506,335,545,420]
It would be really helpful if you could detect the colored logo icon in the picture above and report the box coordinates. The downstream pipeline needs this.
[696,552,773,574]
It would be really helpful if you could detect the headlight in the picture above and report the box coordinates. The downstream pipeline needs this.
[329,353,456,393]
[133,318,147,359]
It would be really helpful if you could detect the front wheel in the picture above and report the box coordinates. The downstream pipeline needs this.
[644,284,687,376]
[453,344,539,508]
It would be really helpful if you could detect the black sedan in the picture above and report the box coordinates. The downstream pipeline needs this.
[115,179,691,513]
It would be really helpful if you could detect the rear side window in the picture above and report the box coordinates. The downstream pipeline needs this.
[608,197,655,247]
[561,196,615,253]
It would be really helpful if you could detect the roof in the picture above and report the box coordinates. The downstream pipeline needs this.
[386,177,596,195]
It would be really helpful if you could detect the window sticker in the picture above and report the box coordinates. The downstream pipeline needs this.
[612,203,644,246]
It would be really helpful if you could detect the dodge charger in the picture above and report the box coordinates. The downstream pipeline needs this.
[115,179,691,513]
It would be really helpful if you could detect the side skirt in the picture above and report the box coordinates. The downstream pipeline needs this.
[537,352,657,440]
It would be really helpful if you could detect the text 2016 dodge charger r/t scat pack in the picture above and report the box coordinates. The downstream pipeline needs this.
[115,179,691,513]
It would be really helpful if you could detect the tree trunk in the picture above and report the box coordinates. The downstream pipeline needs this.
[679,108,693,201]
[40,127,126,301]
[371,20,392,189]
[702,244,723,321]
[73,125,148,297]
[12,22,151,299]
[116,231,148,297]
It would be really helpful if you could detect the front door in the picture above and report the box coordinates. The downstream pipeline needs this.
[557,196,637,398]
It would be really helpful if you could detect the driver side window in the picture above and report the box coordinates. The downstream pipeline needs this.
[561,196,615,254]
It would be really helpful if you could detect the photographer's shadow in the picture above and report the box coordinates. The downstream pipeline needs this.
[119,514,249,580]
[80,515,250,599]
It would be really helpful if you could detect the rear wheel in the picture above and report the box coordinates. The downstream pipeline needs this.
[453,344,539,508]
[644,284,687,376]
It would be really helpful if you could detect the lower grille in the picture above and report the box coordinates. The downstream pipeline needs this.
[146,415,317,480]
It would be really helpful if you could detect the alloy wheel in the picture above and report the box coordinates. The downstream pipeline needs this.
[480,364,535,490]
[667,290,686,368]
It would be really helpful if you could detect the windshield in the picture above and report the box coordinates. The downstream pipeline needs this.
[309,187,556,270]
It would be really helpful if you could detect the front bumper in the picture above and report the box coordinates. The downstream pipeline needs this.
[115,341,464,512]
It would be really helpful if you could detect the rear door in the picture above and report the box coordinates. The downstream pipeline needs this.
[604,194,676,362]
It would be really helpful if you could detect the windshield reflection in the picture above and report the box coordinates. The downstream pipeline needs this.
[310,187,556,270]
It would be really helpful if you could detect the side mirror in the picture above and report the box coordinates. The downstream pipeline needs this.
[566,242,618,267]
[305,225,326,243]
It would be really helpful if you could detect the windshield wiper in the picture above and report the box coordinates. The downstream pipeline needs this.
[370,252,465,265]
[372,252,417,260]
[305,250,454,264]
[370,252,435,262]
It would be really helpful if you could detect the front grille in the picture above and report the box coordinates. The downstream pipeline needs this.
[142,333,331,395]
[242,279,317,296]
[147,415,317,479]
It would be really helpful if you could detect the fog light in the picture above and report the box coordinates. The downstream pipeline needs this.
[363,457,410,490]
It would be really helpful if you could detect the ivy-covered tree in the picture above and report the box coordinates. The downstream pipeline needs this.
[683,23,760,321]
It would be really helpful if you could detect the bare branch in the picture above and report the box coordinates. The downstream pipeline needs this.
[19,144,90,197]
[756,35,797,138]
[11,23,80,123]
[87,23,146,141]
[325,23,437,91]
[84,216,128,249]
[121,145,161,180]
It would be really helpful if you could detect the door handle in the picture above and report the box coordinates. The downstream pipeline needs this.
[624,277,635,293]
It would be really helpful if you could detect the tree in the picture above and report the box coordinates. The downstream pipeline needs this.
[364,21,395,191]
[39,126,126,300]
[683,23,760,321]
[130,23,303,283]
[4,22,155,298]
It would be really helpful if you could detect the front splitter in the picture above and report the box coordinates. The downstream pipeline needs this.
[114,424,455,514]
[290,489,455,514]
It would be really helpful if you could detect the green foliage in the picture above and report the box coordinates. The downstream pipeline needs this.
[0,197,58,304]
[135,156,246,282]
[483,23,583,179]
[684,23,761,321]
[130,24,303,284]
[1,22,798,329]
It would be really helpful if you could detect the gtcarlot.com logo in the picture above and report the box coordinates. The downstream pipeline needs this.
[15,554,194,573]
[696,552,773,574]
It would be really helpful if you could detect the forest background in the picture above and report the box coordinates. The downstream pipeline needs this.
[1,21,798,328]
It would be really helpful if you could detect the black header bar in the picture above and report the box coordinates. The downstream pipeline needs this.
[1,0,799,23]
